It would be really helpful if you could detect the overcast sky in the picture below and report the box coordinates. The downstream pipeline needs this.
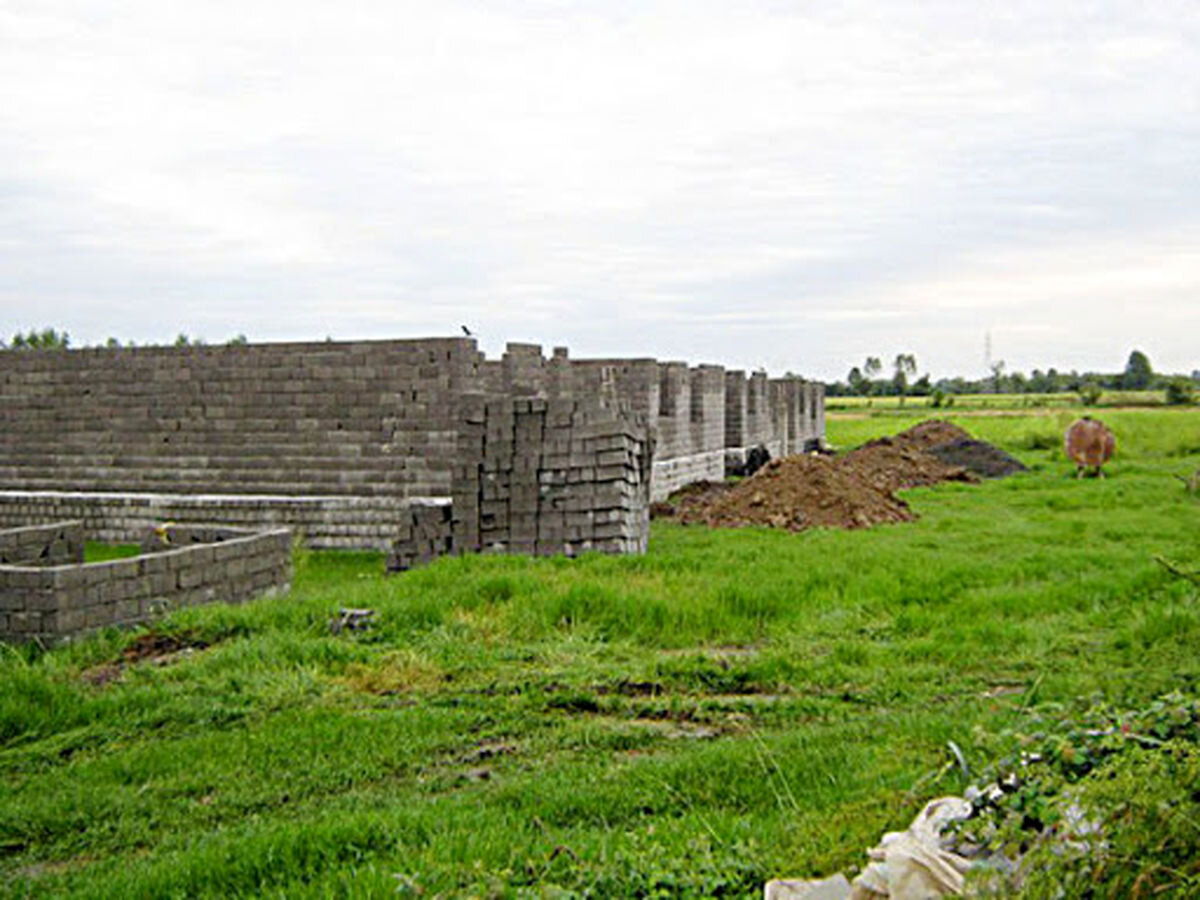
[3,1,1198,380]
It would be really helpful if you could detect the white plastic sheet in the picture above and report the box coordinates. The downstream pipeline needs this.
[764,796,974,900]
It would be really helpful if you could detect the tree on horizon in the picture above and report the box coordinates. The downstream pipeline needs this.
[1123,349,1153,390]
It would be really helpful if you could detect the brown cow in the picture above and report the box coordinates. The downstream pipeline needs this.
[1064,417,1116,478]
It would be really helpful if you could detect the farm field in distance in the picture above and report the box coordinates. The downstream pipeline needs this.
[826,388,1169,413]
[2,406,1199,897]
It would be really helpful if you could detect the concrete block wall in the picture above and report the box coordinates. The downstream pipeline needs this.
[725,371,748,450]
[770,378,825,457]
[0,522,291,643]
[561,354,741,499]
[0,338,823,549]
[654,362,690,454]
[804,382,825,448]
[783,380,802,455]
[563,357,659,422]
[724,370,771,474]
[647,362,719,497]
[745,372,776,453]
[480,346,817,501]
[561,360,816,501]
[0,521,84,566]
[0,338,482,500]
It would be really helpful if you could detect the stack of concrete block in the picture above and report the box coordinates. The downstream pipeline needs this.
[462,394,536,555]
[531,400,650,556]
[450,393,487,555]
[438,393,651,565]
[501,396,543,555]
[473,396,517,554]
[385,502,453,572]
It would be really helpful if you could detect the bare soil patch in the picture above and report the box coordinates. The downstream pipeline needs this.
[80,631,211,687]
[120,631,210,664]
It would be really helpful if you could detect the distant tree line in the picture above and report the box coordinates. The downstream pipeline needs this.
[826,350,1197,405]
[1,328,247,351]
[2,328,71,350]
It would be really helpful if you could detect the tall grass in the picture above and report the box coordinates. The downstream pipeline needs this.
[2,407,1199,895]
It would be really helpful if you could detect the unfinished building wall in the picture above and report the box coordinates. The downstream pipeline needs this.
[0,338,480,499]
[648,363,721,498]
[724,370,748,452]
[770,377,824,457]
[745,372,777,455]
[481,347,744,501]
[0,339,484,545]
[0,338,824,550]
[803,383,825,448]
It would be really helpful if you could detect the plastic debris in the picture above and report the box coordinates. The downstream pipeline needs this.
[765,797,973,900]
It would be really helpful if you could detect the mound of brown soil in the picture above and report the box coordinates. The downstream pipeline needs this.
[677,455,913,532]
[891,419,972,450]
[926,438,1028,479]
[671,418,1026,534]
[840,437,978,494]
[652,480,731,519]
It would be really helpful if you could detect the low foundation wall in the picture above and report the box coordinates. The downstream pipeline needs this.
[0,522,292,643]
[651,450,726,501]
[0,521,84,566]
[0,491,413,550]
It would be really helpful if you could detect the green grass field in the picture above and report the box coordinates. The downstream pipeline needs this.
[826,389,1167,412]
[2,409,1199,897]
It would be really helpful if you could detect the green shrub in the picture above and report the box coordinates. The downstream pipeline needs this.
[1078,382,1103,406]
[1165,377,1195,406]
[963,692,1200,896]
[1017,745,1200,896]
[1024,431,1059,451]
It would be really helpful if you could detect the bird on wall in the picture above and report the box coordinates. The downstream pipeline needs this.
[461,325,472,336]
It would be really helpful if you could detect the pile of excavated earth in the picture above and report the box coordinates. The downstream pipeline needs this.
[668,420,1026,532]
